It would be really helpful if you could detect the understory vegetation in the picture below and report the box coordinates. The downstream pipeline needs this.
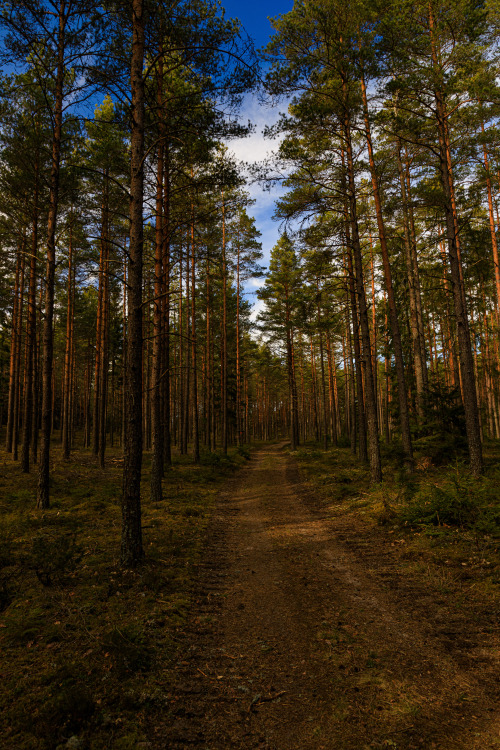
[1,0,500,743]
[295,439,500,600]
[0,441,250,749]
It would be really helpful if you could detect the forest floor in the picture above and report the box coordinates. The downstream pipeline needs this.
[1,440,499,749]
[152,442,500,750]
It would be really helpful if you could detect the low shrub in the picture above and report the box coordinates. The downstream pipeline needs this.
[399,470,500,536]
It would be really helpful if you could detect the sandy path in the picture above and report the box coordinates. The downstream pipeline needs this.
[154,444,500,749]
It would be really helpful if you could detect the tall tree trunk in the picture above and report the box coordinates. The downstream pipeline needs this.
[92,199,105,457]
[404,146,428,392]
[182,238,190,454]
[285,289,298,450]
[396,141,426,424]
[31,294,41,464]
[22,156,39,473]
[37,0,65,508]
[62,217,74,459]
[99,190,109,469]
[13,248,26,462]
[121,0,144,566]
[179,242,185,453]
[151,81,164,502]
[122,248,127,448]
[345,244,366,460]
[6,240,22,453]
[205,249,212,450]
[326,331,338,444]
[236,231,242,446]
[481,122,500,316]
[318,323,328,450]
[428,8,482,475]
[360,72,413,466]
[162,145,171,467]
[191,192,200,463]
[221,193,228,454]
[344,111,382,482]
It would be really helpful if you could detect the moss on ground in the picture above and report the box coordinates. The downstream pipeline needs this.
[293,439,500,609]
[0,440,250,750]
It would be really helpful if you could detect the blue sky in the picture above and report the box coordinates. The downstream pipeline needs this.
[221,0,294,317]
[222,0,292,50]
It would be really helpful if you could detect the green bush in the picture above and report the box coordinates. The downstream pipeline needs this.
[401,484,477,528]
[411,380,468,463]
[399,470,500,536]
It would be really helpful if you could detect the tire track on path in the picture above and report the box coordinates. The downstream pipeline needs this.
[154,444,500,749]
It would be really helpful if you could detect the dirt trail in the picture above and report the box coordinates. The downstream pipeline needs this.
[154,444,500,749]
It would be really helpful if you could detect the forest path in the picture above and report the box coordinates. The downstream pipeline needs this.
[154,444,500,750]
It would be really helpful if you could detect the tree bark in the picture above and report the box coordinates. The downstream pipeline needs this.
[6,240,22,454]
[121,0,145,566]
[191,191,200,463]
[360,73,413,465]
[62,217,74,460]
[162,145,171,467]
[344,112,382,482]
[221,193,228,454]
[150,68,164,502]
[37,0,65,509]
[21,155,39,473]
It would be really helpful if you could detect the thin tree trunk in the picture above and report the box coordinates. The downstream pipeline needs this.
[151,94,164,502]
[404,146,428,392]
[121,0,144,566]
[428,8,482,475]
[6,240,22,453]
[22,156,39,472]
[205,249,212,450]
[99,188,109,469]
[162,144,171,467]
[13,249,26,462]
[183,237,190,454]
[344,112,382,482]
[396,141,426,425]
[191,192,200,463]
[236,230,242,446]
[360,72,412,467]
[62,217,74,459]
[221,193,228,454]
[37,0,65,508]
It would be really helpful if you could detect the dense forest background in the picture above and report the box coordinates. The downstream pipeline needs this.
[2,1,500,748]
[1,0,500,558]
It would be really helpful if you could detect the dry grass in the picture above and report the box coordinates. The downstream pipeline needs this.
[0,438,250,750]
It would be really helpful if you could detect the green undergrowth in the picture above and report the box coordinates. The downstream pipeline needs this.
[0,440,250,750]
[293,439,500,601]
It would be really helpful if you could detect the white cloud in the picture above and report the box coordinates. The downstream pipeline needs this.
[247,277,263,288]
[250,297,266,322]
[227,94,284,164]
